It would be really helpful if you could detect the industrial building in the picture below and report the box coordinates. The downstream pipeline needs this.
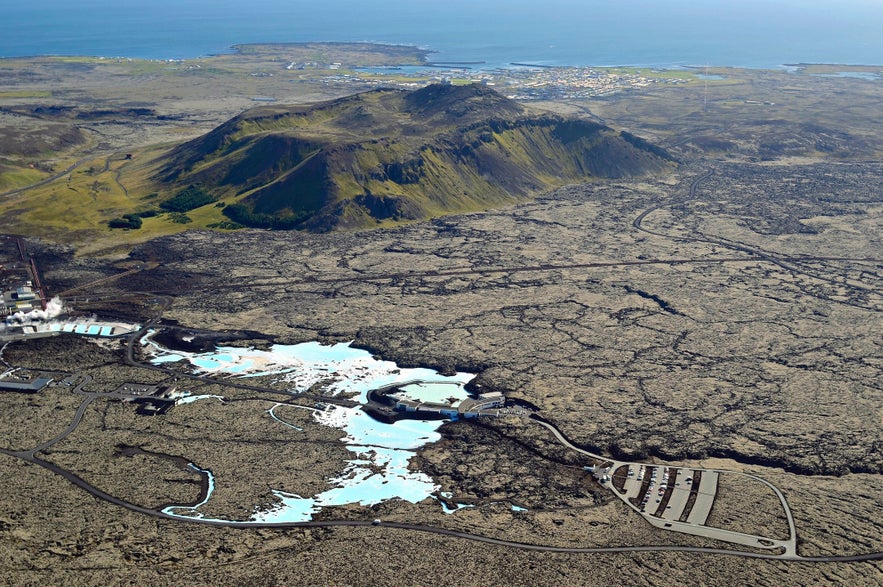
[1,282,42,316]
[0,375,53,393]
[0,319,141,343]
[390,389,507,420]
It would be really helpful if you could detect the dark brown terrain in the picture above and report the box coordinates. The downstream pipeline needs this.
[1,45,881,585]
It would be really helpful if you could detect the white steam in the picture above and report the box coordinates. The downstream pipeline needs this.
[4,296,65,325]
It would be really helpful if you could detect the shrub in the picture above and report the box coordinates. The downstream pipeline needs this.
[108,213,142,229]
[207,220,244,230]
[167,212,192,224]
[222,203,308,230]
[159,185,215,212]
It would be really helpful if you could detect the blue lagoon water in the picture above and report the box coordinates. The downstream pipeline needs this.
[145,336,476,522]
[4,0,882,68]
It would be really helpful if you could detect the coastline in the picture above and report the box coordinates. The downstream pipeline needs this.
[1,41,882,73]
[230,41,435,61]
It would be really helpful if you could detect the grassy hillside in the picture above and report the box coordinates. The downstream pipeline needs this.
[0,83,676,252]
[150,84,677,231]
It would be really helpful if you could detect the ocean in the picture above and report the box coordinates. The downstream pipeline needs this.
[4,0,882,69]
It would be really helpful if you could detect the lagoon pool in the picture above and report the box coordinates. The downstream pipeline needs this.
[149,336,475,523]
[397,381,471,405]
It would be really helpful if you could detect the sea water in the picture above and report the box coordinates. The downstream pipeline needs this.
[4,0,882,68]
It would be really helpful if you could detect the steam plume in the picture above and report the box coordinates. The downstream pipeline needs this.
[4,297,65,325]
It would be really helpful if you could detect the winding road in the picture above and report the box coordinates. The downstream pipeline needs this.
[1,167,881,563]
[0,403,879,562]
[632,168,882,304]
[0,157,93,199]
[530,416,798,556]
[1,328,881,564]
[192,253,881,293]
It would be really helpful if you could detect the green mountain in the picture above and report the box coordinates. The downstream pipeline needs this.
[154,83,676,231]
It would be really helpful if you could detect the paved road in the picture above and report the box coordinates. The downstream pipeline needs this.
[0,157,94,199]
[192,254,880,293]
[1,445,880,563]
[632,168,882,305]
[631,168,714,234]
[56,266,145,297]
[530,415,801,556]
[17,395,93,458]
[0,311,874,563]
[686,471,716,525]
[530,414,608,461]
[0,150,132,200]
[724,469,798,554]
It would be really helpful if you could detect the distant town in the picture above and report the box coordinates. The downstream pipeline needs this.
[273,60,690,100]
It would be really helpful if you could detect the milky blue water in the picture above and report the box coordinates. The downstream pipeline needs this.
[397,381,470,405]
[5,0,882,68]
[147,336,477,522]
[162,464,216,518]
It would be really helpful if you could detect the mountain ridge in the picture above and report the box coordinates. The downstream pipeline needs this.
[151,83,677,231]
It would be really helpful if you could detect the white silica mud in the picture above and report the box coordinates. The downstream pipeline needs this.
[145,336,474,522]
[251,405,448,523]
[174,393,225,405]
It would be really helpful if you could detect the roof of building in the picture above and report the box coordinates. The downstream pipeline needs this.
[0,377,53,392]
[478,391,504,399]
